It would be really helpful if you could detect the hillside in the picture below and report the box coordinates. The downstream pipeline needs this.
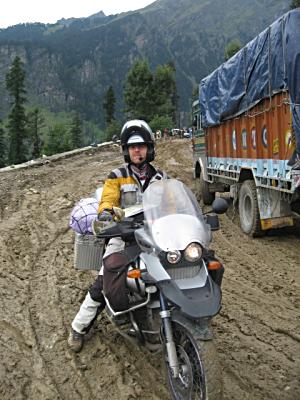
[0,138,299,399]
[0,0,290,126]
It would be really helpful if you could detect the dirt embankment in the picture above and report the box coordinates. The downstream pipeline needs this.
[0,139,299,400]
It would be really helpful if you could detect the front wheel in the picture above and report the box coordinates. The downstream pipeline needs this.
[238,180,263,237]
[165,321,223,400]
[199,172,215,205]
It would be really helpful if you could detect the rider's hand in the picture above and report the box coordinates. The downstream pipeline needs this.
[98,210,113,222]
[112,206,125,221]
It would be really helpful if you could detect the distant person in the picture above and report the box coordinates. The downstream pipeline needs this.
[163,128,170,140]
[68,119,168,352]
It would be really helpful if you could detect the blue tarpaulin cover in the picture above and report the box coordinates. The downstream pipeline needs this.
[199,9,300,143]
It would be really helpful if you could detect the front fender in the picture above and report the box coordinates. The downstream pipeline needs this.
[170,311,213,341]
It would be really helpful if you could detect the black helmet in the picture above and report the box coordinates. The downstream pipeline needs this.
[120,119,155,163]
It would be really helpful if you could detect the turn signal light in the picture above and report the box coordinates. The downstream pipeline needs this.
[207,261,222,270]
[127,269,141,279]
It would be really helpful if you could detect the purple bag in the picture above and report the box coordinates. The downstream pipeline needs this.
[69,197,99,234]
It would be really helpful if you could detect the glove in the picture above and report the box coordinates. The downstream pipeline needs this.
[112,206,125,221]
[98,209,113,222]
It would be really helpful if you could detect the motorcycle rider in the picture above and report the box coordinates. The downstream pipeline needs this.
[68,119,168,352]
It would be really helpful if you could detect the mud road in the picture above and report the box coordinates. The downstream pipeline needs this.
[0,139,299,400]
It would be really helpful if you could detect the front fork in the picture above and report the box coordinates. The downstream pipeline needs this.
[159,292,180,378]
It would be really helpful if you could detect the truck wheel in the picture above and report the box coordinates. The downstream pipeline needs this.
[239,180,263,237]
[199,172,215,205]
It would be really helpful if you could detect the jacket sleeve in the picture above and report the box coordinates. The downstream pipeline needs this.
[98,178,121,214]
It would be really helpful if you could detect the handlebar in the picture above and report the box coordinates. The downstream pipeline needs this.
[93,217,143,240]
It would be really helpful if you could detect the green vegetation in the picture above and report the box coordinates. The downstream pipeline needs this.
[224,39,242,61]
[149,115,173,133]
[0,57,109,166]
[124,60,154,120]
[6,56,28,165]
[0,121,7,167]
[152,62,178,124]
[27,108,45,159]
[44,124,70,155]
[103,86,116,126]
[290,0,300,9]
[0,55,179,167]
[124,59,177,126]
[69,112,83,149]
[105,119,122,142]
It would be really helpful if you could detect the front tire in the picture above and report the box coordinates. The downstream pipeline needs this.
[238,180,263,237]
[165,321,223,400]
[199,172,215,205]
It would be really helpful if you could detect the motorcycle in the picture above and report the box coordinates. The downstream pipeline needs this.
[92,179,228,400]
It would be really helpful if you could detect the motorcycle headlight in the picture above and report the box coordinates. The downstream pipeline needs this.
[184,243,202,262]
[167,250,181,264]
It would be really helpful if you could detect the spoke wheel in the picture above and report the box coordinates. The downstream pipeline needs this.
[165,321,222,400]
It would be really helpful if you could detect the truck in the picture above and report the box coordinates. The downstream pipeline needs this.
[192,9,300,236]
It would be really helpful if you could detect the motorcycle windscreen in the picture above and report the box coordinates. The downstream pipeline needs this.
[143,179,211,250]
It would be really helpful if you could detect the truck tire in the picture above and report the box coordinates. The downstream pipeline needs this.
[239,180,263,237]
[199,172,215,205]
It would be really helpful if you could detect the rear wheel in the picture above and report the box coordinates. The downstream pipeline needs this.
[238,180,263,237]
[165,321,222,400]
[199,172,215,205]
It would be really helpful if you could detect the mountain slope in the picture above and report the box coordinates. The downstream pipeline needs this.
[0,0,290,125]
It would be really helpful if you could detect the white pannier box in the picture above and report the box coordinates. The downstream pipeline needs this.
[74,233,104,270]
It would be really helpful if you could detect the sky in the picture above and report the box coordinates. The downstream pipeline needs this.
[0,0,155,29]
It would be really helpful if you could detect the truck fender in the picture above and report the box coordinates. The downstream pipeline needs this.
[194,157,209,181]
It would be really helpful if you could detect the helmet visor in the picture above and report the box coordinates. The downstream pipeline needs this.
[127,134,145,145]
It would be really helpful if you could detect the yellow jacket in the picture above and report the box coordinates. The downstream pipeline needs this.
[98,164,167,214]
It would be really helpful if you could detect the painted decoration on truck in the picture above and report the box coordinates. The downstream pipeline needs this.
[232,129,236,150]
[262,126,268,148]
[273,138,279,154]
[251,128,256,149]
[242,129,247,149]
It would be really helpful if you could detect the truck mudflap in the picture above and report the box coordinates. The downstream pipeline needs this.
[256,170,300,230]
[158,278,221,319]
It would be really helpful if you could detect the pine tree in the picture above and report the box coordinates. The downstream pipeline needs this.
[166,61,179,126]
[124,59,154,120]
[6,56,28,165]
[153,63,178,124]
[70,112,83,149]
[103,86,116,126]
[0,121,7,168]
[124,59,178,123]
[27,108,44,159]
